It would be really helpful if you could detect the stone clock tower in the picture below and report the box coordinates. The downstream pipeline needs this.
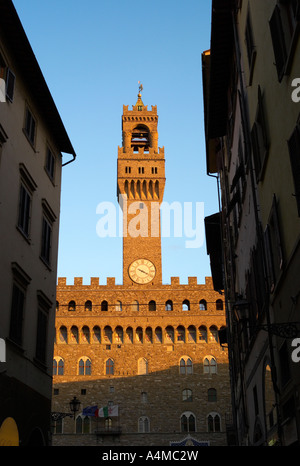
[117,88,166,286]
[53,87,230,447]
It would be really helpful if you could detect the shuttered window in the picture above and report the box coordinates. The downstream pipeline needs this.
[270,5,287,81]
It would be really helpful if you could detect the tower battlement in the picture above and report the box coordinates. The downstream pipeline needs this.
[118,145,164,158]
[57,276,214,289]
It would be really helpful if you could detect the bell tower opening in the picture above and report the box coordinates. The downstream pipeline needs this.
[131,125,150,152]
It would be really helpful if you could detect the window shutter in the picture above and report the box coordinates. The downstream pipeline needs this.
[6,68,15,102]
[264,225,275,292]
[269,5,287,81]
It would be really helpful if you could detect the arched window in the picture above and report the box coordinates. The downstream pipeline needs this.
[82,326,90,343]
[199,326,207,342]
[85,358,91,375]
[92,326,101,343]
[138,357,148,375]
[187,325,196,343]
[59,326,67,344]
[136,327,143,343]
[85,300,92,312]
[145,327,152,343]
[177,325,185,342]
[76,415,82,434]
[199,299,207,310]
[132,300,139,312]
[58,358,64,375]
[216,299,224,310]
[155,327,162,343]
[76,415,90,434]
[166,326,174,343]
[68,300,76,311]
[53,359,57,375]
[104,326,112,344]
[131,125,150,152]
[105,418,112,431]
[115,326,123,344]
[182,299,190,311]
[182,389,193,402]
[148,300,156,311]
[78,357,92,375]
[179,357,193,375]
[210,326,219,343]
[126,327,133,343]
[70,325,79,344]
[165,300,173,311]
[181,412,196,432]
[208,388,217,402]
[101,300,108,312]
[138,416,150,433]
[203,356,217,374]
[141,392,148,403]
[106,358,114,375]
[115,300,122,312]
[207,412,221,432]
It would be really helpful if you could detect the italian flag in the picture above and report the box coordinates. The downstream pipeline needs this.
[98,405,118,417]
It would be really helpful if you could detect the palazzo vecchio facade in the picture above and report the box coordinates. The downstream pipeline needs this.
[51,92,231,446]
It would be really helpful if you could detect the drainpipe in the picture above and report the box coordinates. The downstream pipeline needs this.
[62,152,76,167]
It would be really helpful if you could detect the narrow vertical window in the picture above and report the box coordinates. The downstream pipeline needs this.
[41,217,52,264]
[245,8,256,83]
[18,184,31,237]
[106,358,114,375]
[45,147,55,181]
[41,200,56,267]
[24,106,36,146]
[10,285,25,346]
[35,291,51,364]
[9,263,31,347]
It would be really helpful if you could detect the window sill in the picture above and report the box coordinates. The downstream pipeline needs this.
[22,128,36,152]
[39,255,52,272]
[16,225,31,244]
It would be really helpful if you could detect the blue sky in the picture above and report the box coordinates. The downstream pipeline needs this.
[13,0,217,285]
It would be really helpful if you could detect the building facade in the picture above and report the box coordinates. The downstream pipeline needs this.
[0,0,76,446]
[52,92,231,446]
[203,0,300,446]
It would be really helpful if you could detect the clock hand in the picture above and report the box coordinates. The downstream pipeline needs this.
[138,268,148,274]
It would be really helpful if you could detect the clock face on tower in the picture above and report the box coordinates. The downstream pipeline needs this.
[128,259,156,284]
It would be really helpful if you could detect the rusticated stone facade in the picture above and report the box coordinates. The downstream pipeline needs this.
[51,93,231,446]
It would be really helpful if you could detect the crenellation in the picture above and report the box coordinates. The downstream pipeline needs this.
[52,94,230,447]
[188,277,198,285]
[171,277,180,285]
[90,277,99,287]
[57,277,67,287]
